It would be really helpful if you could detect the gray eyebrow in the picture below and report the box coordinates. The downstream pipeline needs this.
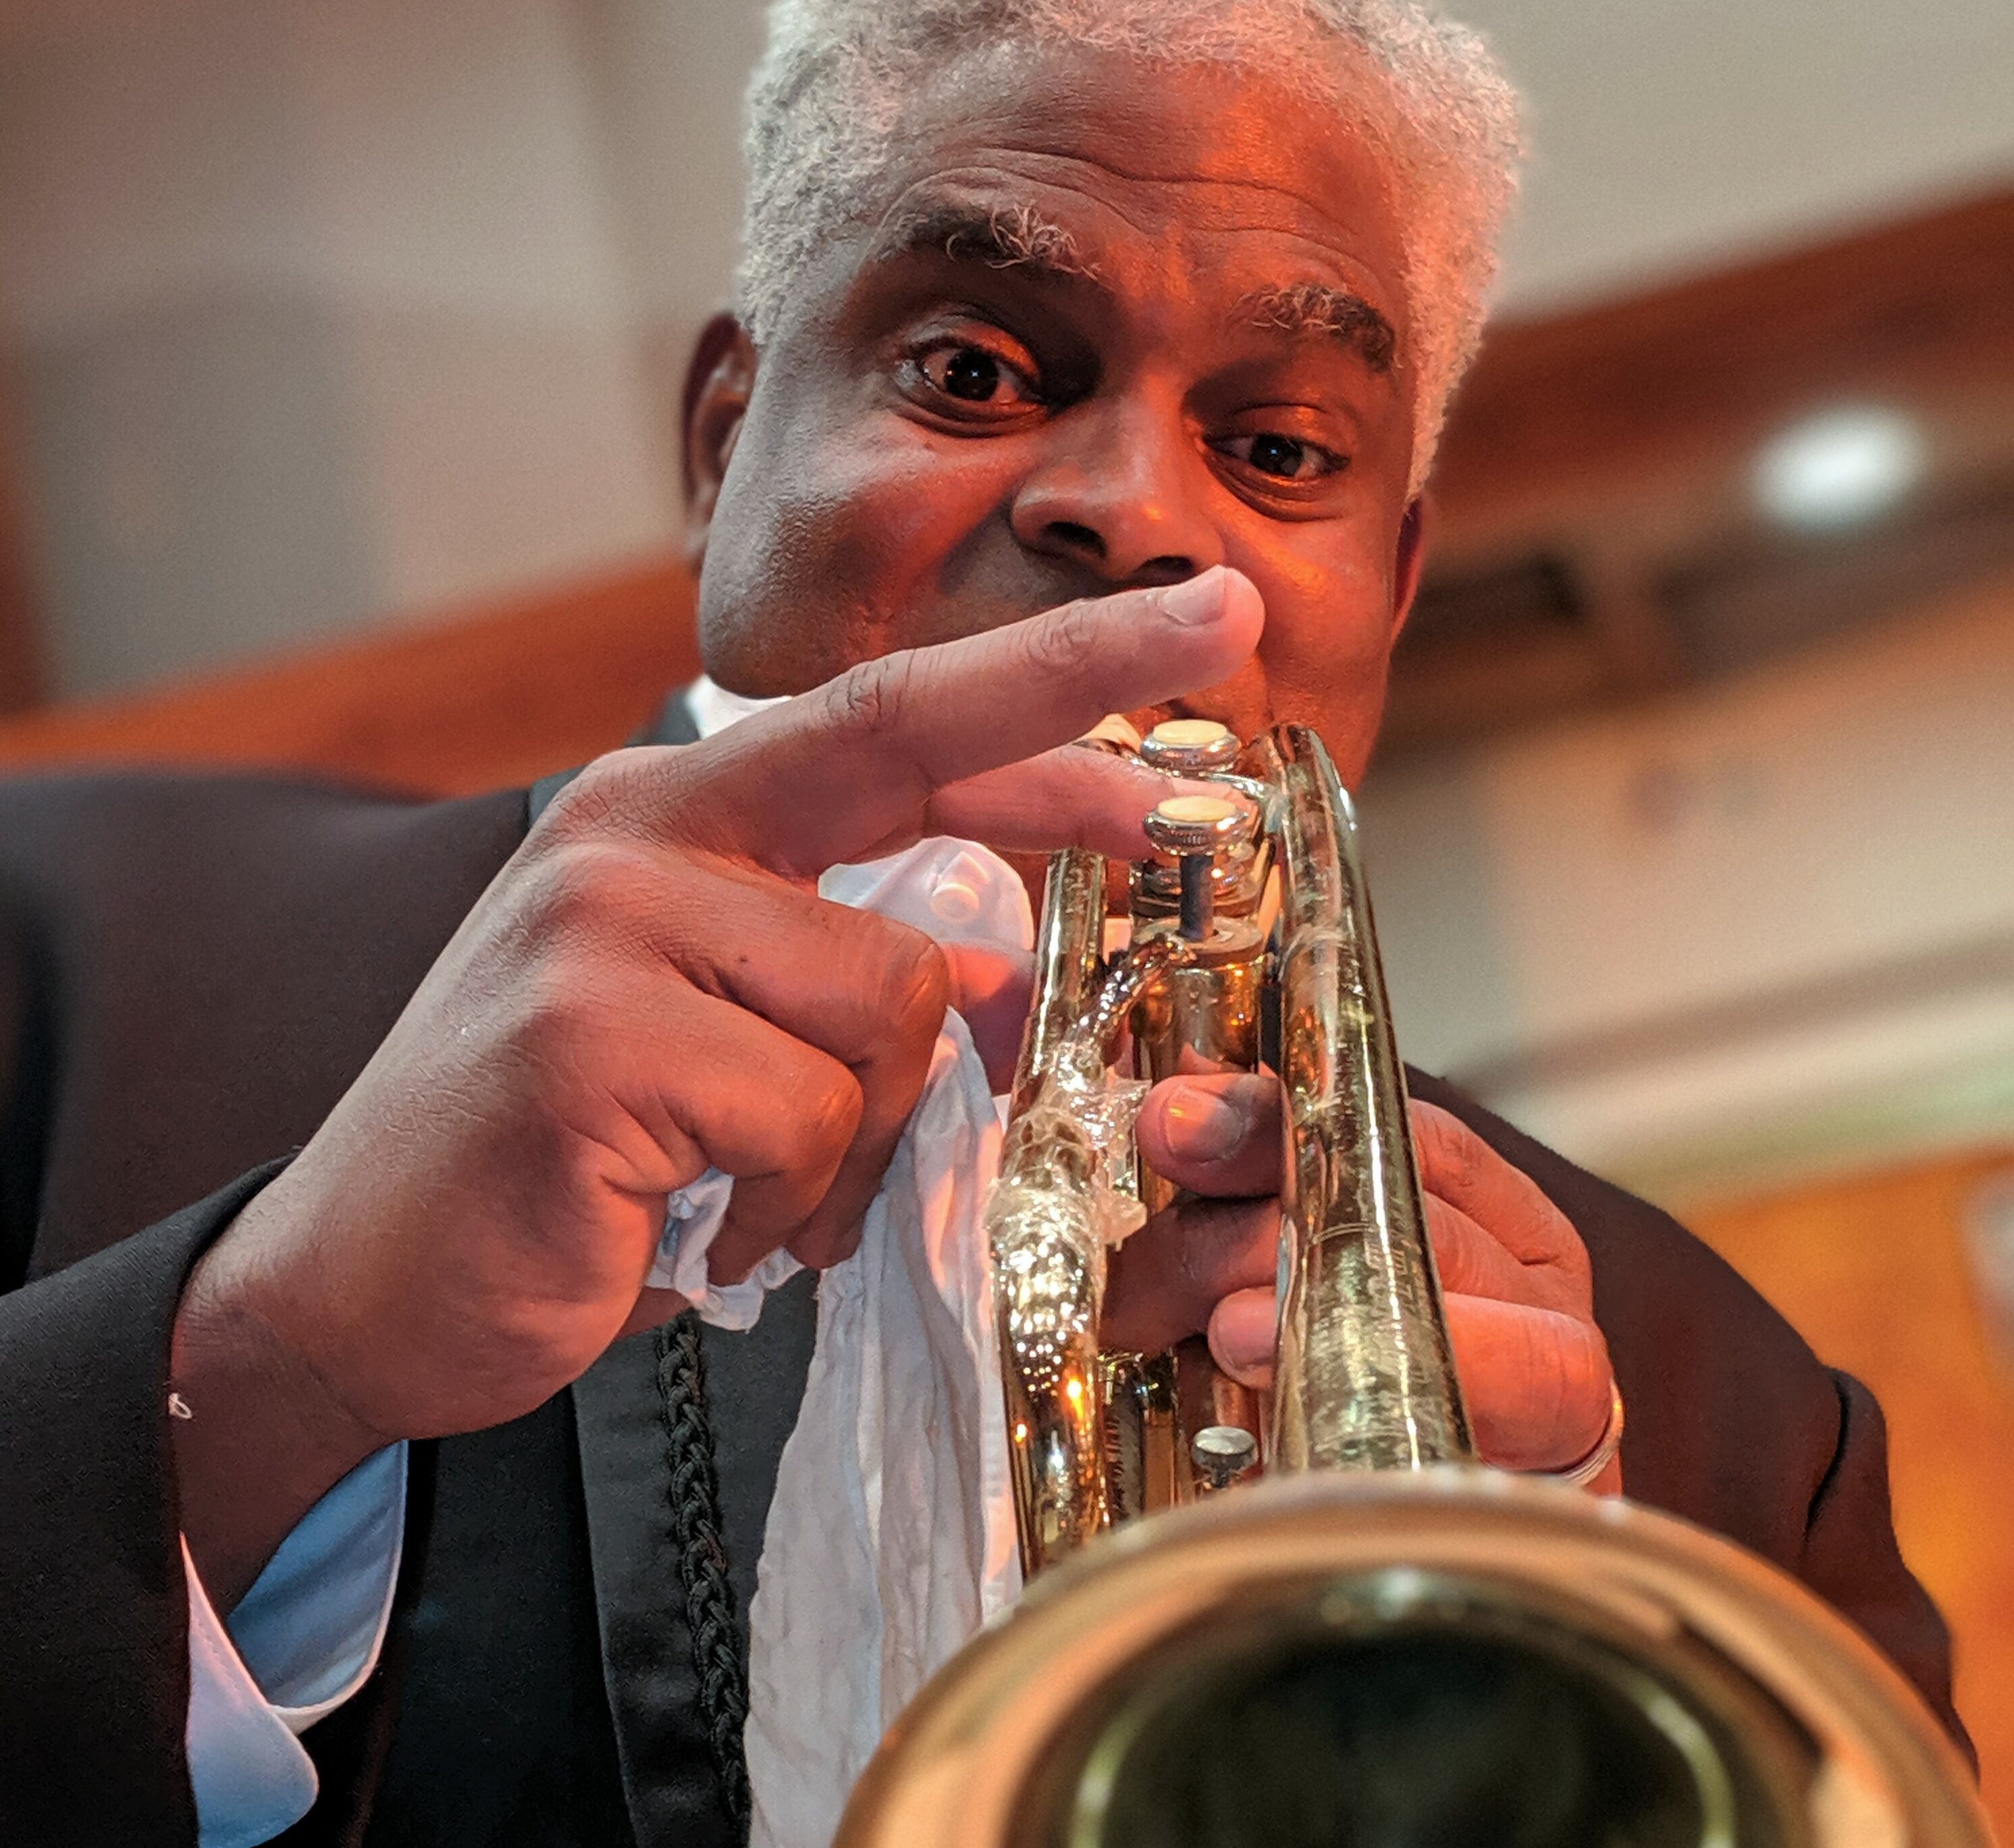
[1240,282,1397,374]
[869,199,1103,286]
[868,200,1395,375]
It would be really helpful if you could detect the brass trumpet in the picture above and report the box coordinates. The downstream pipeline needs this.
[835,721,1991,1848]
[990,720,1468,1572]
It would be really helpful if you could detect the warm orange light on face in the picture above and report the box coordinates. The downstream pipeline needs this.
[691,45,1419,781]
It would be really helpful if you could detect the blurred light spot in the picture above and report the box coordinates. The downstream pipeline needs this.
[1751,405,1926,531]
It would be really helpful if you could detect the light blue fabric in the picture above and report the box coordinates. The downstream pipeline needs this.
[184,1443,408,1848]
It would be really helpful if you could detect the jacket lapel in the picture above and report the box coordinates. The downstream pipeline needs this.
[556,687,821,1845]
[571,1336,725,1848]
[568,1282,819,1845]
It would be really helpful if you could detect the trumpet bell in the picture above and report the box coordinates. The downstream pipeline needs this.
[836,1471,1990,1848]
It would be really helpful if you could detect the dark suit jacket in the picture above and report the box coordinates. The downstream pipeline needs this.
[0,738,1970,1845]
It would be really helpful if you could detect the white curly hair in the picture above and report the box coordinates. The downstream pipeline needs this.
[736,0,1524,496]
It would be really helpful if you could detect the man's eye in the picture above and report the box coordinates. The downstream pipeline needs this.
[915,343,1038,408]
[1216,432,1345,483]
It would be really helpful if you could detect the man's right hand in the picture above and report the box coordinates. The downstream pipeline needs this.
[171,567,1263,1605]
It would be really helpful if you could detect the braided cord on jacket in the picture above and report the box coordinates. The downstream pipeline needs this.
[656,1313,753,1840]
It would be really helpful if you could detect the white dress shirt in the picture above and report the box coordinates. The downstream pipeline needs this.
[184,1443,407,1846]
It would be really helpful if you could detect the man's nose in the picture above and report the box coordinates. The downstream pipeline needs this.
[1009,398,1224,587]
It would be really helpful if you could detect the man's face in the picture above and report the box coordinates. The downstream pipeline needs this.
[688,44,1423,784]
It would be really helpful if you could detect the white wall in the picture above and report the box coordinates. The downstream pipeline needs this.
[1365,574,2014,1203]
[1463,0,2014,313]
[0,0,683,696]
[568,0,764,333]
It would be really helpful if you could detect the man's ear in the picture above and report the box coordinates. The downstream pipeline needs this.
[1389,496,1429,641]
[681,311,757,573]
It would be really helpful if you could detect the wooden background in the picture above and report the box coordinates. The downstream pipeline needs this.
[1689,1153,2014,1832]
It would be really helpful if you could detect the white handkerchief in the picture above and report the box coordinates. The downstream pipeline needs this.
[666,680,1032,1847]
[647,1169,801,1334]
[744,1010,1020,1848]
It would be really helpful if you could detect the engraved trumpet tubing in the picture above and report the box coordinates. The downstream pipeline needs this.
[1252,725,1471,1473]
[989,847,1181,1576]
[988,847,1111,1576]
[988,722,1473,1582]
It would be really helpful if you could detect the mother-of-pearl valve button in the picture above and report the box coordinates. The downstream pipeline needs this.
[1144,791,1256,857]
[1192,1424,1260,1491]
[1140,717,1240,774]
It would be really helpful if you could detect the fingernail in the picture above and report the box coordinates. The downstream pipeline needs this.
[1158,566,1226,626]
[1211,1292,1276,1379]
[1161,1085,1249,1163]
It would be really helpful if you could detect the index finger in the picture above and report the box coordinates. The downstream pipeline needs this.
[672,566,1265,876]
[1410,1099,1592,1311]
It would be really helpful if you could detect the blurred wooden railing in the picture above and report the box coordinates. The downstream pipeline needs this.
[0,553,699,795]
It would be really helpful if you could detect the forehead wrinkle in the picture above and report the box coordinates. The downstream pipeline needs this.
[940,126,1380,237]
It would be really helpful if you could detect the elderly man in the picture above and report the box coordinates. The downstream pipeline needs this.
[0,1,1967,1844]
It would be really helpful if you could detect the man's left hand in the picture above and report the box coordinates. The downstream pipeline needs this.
[1107,1078,1621,1494]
